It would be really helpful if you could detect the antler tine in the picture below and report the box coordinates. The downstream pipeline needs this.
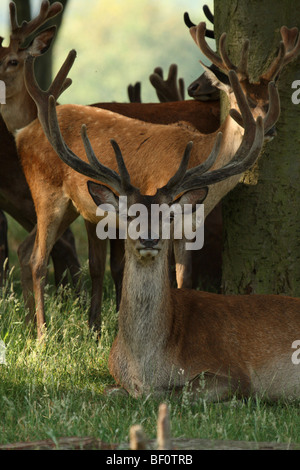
[260,26,300,81]
[203,5,214,25]
[172,70,265,195]
[175,132,222,186]
[184,12,214,39]
[110,139,137,193]
[228,70,254,131]
[46,96,125,195]
[24,50,76,140]
[262,81,280,133]
[179,77,185,101]
[219,33,236,72]
[48,49,76,98]
[280,26,300,66]
[229,80,279,135]
[194,23,225,71]
[128,82,141,103]
[8,2,19,35]
[237,40,250,79]
[9,0,63,44]
[159,142,194,195]
[183,12,195,28]
[195,23,250,79]
[260,42,286,81]
[177,115,263,195]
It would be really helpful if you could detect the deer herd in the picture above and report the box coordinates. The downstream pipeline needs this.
[0,1,300,401]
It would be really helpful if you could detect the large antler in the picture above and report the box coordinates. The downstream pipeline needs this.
[192,21,300,84]
[189,21,281,133]
[191,22,250,81]
[24,50,75,140]
[159,70,265,197]
[0,1,62,59]
[25,49,267,200]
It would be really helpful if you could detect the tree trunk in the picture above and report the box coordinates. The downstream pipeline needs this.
[214,0,300,296]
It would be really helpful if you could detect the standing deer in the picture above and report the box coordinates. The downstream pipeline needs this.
[0,1,221,298]
[38,95,300,400]
[0,0,81,288]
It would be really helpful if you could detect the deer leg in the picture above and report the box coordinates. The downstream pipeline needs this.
[85,220,108,333]
[109,237,125,311]
[51,227,81,290]
[0,210,9,287]
[18,199,77,339]
[173,239,193,288]
[18,226,38,320]
[31,212,79,339]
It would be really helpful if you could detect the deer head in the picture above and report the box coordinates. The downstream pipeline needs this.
[186,21,300,137]
[0,1,63,131]
[31,68,264,261]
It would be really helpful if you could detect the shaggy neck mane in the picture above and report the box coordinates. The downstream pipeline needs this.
[118,244,172,354]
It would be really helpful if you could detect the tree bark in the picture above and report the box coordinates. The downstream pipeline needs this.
[214,0,300,296]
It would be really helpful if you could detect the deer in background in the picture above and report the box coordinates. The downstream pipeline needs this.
[0,0,81,288]
[128,62,185,103]
[126,60,223,290]
[39,94,300,400]
[94,4,220,134]
[93,5,223,292]
[0,1,220,298]
[14,10,284,339]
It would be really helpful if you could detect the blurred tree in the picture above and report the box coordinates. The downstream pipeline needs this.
[214,0,300,296]
[13,0,69,89]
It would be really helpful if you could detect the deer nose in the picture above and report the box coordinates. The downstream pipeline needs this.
[139,237,159,249]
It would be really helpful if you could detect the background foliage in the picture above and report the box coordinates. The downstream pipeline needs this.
[0,0,215,104]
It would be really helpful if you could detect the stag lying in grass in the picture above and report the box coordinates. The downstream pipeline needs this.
[40,99,300,400]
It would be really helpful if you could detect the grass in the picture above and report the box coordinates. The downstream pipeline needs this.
[0,216,299,447]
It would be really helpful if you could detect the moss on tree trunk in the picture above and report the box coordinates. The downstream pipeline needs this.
[214,0,300,296]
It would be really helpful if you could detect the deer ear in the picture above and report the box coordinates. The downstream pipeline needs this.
[87,181,119,211]
[200,61,231,95]
[174,187,208,209]
[27,26,56,56]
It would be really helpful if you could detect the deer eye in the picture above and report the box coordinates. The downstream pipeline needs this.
[8,59,19,67]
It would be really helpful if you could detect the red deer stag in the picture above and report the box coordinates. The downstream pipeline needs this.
[40,94,300,401]
[96,143,300,401]
[15,17,281,339]
[0,0,80,288]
